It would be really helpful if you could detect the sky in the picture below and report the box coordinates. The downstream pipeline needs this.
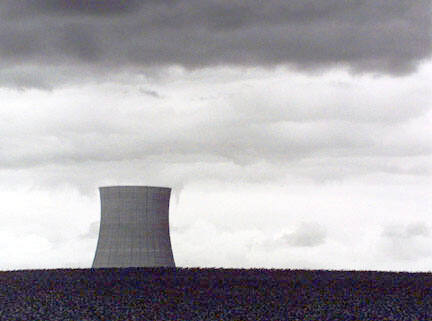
[0,0,431,272]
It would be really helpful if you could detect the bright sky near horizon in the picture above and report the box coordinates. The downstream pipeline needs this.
[0,0,431,271]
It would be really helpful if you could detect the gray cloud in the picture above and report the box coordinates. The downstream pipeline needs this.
[1,109,430,171]
[80,221,100,239]
[0,0,430,88]
[0,69,54,91]
[382,222,431,239]
[0,69,430,192]
[281,222,327,247]
[139,88,163,98]
[380,223,432,261]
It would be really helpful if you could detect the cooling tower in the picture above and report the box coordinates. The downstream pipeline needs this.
[92,186,175,268]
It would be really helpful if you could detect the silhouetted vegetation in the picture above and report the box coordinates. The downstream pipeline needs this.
[0,267,431,320]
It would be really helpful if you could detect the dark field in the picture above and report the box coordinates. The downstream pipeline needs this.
[0,267,431,320]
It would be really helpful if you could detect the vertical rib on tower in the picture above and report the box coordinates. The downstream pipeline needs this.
[92,186,175,268]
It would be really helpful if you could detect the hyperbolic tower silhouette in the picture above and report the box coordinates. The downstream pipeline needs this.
[92,186,175,268]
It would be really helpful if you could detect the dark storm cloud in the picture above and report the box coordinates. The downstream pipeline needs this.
[0,0,430,88]
[5,0,145,16]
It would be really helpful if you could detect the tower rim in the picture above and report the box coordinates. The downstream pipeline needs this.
[99,185,171,190]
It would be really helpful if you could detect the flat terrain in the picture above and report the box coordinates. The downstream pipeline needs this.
[0,267,431,320]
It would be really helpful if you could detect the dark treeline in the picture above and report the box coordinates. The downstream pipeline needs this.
[0,267,431,320]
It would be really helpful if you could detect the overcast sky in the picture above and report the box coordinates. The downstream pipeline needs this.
[1,0,431,272]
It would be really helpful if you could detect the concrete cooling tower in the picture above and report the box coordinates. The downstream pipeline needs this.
[92,186,175,268]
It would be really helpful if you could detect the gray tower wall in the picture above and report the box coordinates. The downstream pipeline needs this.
[92,186,175,268]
